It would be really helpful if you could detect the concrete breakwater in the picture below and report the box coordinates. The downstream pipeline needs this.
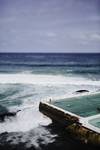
[66,123,100,145]
[39,102,79,126]
[39,98,100,147]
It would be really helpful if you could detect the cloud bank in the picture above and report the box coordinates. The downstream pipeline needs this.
[0,0,100,52]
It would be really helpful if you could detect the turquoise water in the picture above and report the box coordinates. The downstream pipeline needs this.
[89,117,100,128]
[52,93,100,117]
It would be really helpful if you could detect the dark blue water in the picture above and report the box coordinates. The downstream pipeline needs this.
[0,53,100,150]
[0,53,100,77]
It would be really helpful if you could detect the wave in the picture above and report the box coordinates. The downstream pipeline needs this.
[0,74,100,86]
[0,103,51,133]
[0,73,100,134]
[0,103,55,148]
[0,62,100,67]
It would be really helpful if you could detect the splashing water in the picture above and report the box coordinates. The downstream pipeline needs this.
[0,53,100,148]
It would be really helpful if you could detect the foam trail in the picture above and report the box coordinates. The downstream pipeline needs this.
[0,74,100,86]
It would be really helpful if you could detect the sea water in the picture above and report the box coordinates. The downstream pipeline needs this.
[0,53,100,149]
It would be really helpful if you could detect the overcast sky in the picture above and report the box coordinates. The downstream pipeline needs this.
[0,0,100,53]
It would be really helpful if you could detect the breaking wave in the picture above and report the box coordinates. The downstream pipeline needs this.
[0,73,100,86]
[0,73,100,148]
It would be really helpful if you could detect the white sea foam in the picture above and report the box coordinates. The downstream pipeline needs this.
[5,127,56,148]
[0,101,55,148]
[0,104,52,133]
[0,74,100,86]
[0,73,100,134]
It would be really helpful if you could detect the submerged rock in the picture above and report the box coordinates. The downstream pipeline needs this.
[97,107,100,112]
[0,112,16,121]
[0,105,21,122]
[0,105,8,115]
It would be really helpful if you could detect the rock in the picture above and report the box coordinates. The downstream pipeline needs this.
[0,112,16,121]
[75,90,89,93]
[0,105,8,115]
[97,107,100,112]
[0,108,21,122]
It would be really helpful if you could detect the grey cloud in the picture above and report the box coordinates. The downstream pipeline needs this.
[0,0,100,52]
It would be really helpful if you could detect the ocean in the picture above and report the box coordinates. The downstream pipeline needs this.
[0,53,100,150]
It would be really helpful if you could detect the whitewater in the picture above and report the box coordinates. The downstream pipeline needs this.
[0,73,100,133]
[0,53,100,149]
[0,74,100,86]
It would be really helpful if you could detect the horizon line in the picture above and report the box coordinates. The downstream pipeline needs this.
[0,52,100,54]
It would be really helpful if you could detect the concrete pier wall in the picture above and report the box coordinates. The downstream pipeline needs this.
[39,102,100,146]
[66,123,100,146]
[39,102,79,126]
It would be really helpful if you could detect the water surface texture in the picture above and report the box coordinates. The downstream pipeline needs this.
[0,53,100,150]
[52,93,100,117]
